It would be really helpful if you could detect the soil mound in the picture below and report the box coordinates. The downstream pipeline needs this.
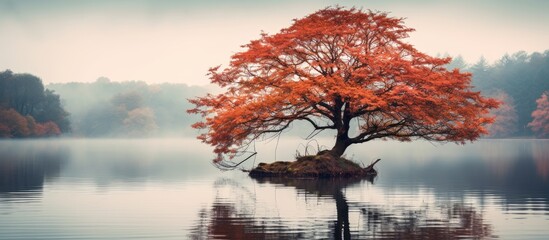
[249,152,379,178]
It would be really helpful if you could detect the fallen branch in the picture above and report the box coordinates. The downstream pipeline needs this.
[215,152,257,171]
[364,158,381,172]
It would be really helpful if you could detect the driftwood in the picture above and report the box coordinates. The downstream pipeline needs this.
[364,158,381,173]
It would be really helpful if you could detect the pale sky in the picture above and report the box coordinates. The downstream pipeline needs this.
[1,0,548,85]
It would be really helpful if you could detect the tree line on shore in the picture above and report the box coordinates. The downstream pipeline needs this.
[0,50,547,139]
[447,50,549,138]
[0,70,69,138]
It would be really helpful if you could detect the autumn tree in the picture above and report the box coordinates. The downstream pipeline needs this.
[485,90,518,138]
[0,108,31,137]
[0,70,70,134]
[189,7,498,164]
[123,107,158,136]
[0,108,62,138]
[528,92,549,137]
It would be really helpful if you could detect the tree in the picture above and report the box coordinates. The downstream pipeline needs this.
[470,56,492,91]
[123,107,158,136]
[34,121,62,137]
[485,90,518,138]
[446,55,468,71]
[528,92,549,137]
[0,108,62,138]
[474,51,549,136]
[6,73,44,115]
[0,70,71,135]
[111,90,143,111]
[189,7,498,164]
[0,108,31,137]
[34,90,70,132]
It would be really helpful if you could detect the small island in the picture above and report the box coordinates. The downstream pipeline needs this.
[249,151,381,178]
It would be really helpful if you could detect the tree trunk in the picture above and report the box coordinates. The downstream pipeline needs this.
[334,189,351,240]
[329,104,352,158]
[328,136,351,158]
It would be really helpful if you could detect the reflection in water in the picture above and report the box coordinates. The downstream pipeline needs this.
[377,140,549,208]
[532,140,549,180]
[255,177,367,240]
[478,139,549,183]
[191,176,495,240]
[190,201,300,240]
[189,178,302,239]
[57,138,216,185]
[358,202,494,239]
[479,140,521,178]
[0,139,547,239]
[0,139,217,189]
[0,140,68,197]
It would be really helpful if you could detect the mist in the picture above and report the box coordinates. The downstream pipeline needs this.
[40,49,547,139]
[2,0,549,86]
[46,78,211,137]
[1,3,549,238]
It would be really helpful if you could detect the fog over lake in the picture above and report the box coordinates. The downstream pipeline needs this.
[1,138,548,239]
[1,1,548,239]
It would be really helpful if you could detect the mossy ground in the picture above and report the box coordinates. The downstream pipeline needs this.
[249,153,377,178]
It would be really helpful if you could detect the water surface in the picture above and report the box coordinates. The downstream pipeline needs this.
[0,138,548,239]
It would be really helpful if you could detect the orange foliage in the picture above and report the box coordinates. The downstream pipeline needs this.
[0,108,61,138]
[0,108,31,137]
[34,121,62,137]
[0,123,11,137]
[188,7,498,162]
[528,92,549,138]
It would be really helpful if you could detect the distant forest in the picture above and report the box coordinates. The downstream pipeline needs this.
[0,70,70,138]
[447,50,549,137]
[1,50,548,138]
[47,78,210,137]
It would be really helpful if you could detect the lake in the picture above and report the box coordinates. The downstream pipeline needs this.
[0,138,548,239]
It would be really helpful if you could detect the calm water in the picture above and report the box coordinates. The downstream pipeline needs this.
[0,138,548,239]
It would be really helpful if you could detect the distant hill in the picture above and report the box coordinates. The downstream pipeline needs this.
[47,78,210,137]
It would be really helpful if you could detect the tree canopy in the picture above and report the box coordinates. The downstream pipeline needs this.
[0,70,69,137]
[188,7,498,163]
[528,92,549,137]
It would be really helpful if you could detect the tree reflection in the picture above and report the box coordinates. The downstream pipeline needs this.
[532,141,549,180]
[253,177,367,239]
[190,201,300,240]
[260,177,495,239]
[191,175,495,239]
[0,143,67,195]
[188,178,301,239]
[360,203,494,239]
